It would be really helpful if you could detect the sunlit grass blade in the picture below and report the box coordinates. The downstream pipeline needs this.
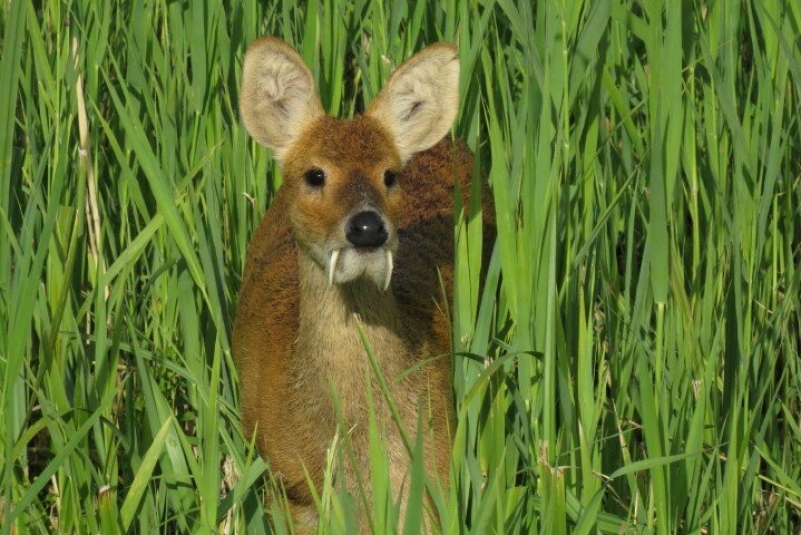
[119,415,173,532]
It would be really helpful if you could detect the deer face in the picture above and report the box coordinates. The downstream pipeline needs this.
[281,115,404,289]
[240,37,459,290]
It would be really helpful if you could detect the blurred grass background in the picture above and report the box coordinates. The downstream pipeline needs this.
[1,0,800,533]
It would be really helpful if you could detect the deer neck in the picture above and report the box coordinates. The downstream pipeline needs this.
[294,246,412,431]
[296,247,404,364]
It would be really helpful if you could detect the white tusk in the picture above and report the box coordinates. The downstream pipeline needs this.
[329,249,339,286]
[383,250,393,291]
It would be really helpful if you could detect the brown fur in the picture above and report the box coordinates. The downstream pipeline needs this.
[233,38,493,533]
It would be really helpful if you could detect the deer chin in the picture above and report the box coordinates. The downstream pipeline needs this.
[327,247,394,291]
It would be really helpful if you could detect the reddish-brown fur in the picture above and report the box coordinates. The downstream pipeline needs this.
[233,38,492,533]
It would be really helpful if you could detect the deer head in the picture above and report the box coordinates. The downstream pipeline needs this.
[239,38,459,291]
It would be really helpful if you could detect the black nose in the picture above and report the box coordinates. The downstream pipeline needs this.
[346,211,388,247]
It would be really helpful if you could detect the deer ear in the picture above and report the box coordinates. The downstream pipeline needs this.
[240,38,325,162]
[367,43,459,163]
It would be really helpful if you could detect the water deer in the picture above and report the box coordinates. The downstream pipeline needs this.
[233,37,490,532]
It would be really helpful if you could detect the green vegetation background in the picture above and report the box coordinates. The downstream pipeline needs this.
[1,0,800,533]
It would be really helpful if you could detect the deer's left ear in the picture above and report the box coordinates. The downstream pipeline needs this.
[366,44,460,163]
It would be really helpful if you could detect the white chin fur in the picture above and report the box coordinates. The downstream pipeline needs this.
[327,248,393,290]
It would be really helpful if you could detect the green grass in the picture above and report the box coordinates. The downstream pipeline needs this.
[2,0,800,533]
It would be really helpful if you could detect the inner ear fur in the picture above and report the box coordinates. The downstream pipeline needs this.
[367,43,460,163]
[240,37,324,161]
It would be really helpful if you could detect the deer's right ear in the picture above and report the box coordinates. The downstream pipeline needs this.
[240,38,324,161]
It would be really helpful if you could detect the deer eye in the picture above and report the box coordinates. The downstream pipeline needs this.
[304,169,325,188]
[383,170,399,188]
